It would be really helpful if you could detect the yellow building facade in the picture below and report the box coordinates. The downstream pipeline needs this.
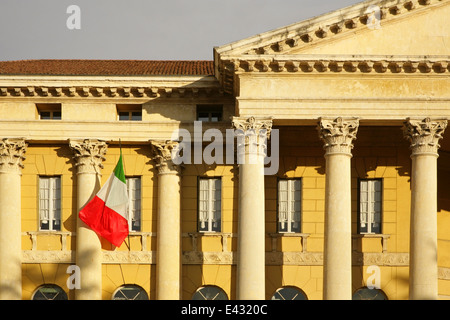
[0,0,449,300]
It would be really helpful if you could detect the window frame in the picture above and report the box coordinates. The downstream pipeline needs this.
[31,284,68,300]
[277,178,302,234]
[112,284,149,300]
[192,285,228,300]
[126,176,142,232]
[271,286,308,300]
[352,287,388,300]
[197,177,222,233]
[116,104,142,121]
[357,178,383,234]
[196,105,223,122]
[38,175,62,231]
[36,103,62,120]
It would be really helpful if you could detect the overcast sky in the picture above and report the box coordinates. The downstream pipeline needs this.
[0,0,364,61]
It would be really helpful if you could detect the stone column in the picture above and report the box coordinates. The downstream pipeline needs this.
[150,140,182,300]
[318,117,359,300]
[69,139,107,300]
[403,117,447,300]
[232,116,273,300]
[0,138,27,300]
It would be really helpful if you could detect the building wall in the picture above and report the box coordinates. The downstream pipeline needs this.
[17,126,450,300]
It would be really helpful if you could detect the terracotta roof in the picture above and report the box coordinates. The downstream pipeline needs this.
[0,59,214,76]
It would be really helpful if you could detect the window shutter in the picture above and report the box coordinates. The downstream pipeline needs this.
[198,178,221,232]
[39,177,50,224]
[52,177,61,226]
[212,179,221,228]
[291,180,301,232]
[278,179,302,233]
[360,180,368,229]
[126,177,141,231]
[359,179,382,234]
[199,179,209,230]
[278,180,288,230]
[372,180,382,230]
[39,176,61,231]
[134,179,141,230]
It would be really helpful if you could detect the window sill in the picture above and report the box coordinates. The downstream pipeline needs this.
[191,232,233,236]
[25,231,71,236]
[269,232,310,238]
[352,234,390,253]
[184,232,235,252]
[23,231,72,251]
[268,233,310,253]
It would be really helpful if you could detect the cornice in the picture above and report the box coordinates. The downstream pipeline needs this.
[243,0,446,56]
[223,55,450,74]
[215,0,447,57]
[0,85,224,99]
[0,74,224,99]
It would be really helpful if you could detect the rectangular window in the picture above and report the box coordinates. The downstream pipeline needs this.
[198,178,221,232]
[39,176,61,231]
[36,104,62,120]
[117,104,142,121]
[196,105,223,122]
[359,179,382,234]
[126,177,141,232]
[278,179,301,233]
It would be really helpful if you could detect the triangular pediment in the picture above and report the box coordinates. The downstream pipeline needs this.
[215,0,450,58]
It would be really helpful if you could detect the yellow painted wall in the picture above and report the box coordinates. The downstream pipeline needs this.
[18,127,450,300]
[290,2,450,56]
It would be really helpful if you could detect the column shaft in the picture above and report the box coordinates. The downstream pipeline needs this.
[323,154,352,299]
[233,116,272,300]
[156,173,181,299]
[237,162,265,299]
[318,117,359,300]
[151,141,182,300]
[75,173,103,300]
[410,155,438,299]
[69,139,107,300]
[404,117,447,300]
[0,138,27,300]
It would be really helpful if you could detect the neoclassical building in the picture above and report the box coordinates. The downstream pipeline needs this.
[0,0,449,300]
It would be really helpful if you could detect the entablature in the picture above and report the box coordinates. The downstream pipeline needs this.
[218,55,449,95]
[0,75,225,99]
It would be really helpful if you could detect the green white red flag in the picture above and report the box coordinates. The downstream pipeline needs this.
[79,155,129,247]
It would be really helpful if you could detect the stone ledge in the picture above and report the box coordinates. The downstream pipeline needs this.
[19,250,416,267]
[224,56,450,74]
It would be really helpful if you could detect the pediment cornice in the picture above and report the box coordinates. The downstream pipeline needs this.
[215,0,446,58]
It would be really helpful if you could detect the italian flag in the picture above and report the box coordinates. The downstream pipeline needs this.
[79,155,129,247]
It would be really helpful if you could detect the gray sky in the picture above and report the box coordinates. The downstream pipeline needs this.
[0,0,363,61]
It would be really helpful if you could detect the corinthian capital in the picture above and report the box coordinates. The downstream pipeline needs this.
[232,116,273,138]
[232,116,273,160]
[318,117,359,156]
[69,139,108,174]
[150,140,181,175]
[0,138,27,174]
[403,118,448,156]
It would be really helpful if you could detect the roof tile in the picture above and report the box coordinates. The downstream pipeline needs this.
[0,59,214,76]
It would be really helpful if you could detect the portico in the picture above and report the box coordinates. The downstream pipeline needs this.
[213,0,450,299]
